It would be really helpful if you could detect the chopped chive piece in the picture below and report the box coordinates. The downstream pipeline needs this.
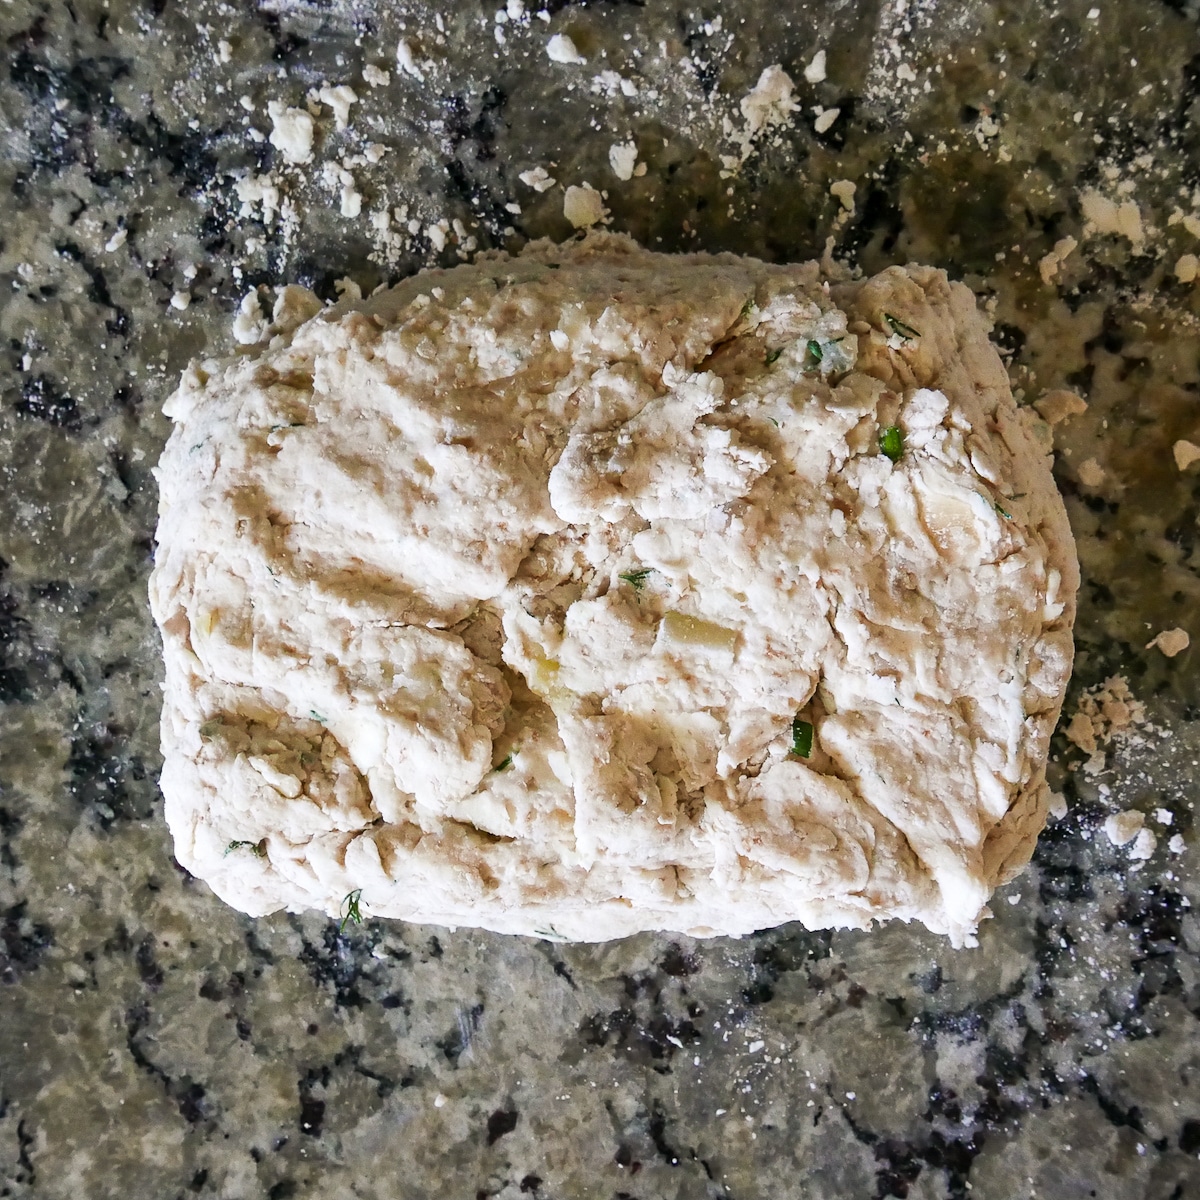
[309,710,326,723]
[619,567,654,591]
[806,339,824,364]
[225,839,267,858]
[879,425,904,462]
[767,416,780,428]
[339,889,364,933]
[884,313,921,340]
[995,501,1013,519]
[791,717,814,758]
[493,752,514,772]
[738,297,755,321]
[765,347,783,365]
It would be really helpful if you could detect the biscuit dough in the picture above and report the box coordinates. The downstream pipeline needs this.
[150,233,1078,946]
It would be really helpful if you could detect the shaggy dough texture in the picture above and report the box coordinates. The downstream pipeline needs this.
[150,233,1078,946]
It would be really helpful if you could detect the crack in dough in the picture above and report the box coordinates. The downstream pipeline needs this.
[150,233,1077,946]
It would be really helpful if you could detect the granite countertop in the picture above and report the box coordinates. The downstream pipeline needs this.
[3,0,1200,1196]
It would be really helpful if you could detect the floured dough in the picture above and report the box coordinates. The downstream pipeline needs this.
[150,233,1078,946]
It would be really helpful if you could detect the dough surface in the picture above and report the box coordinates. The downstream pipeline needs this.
[150,233,1078,946]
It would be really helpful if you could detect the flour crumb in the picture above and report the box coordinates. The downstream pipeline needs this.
[267,101,314,165]
[232,289,269,344]
[1128,827,1157,862]
[1080,189,1145,254]
[1104,809,1144,847]
[1048,791,1068,819]
[1169,834,1186,854]
[1034,388,1088,425]
[608,141,638,182]
[1038,235,1079,285]
[547,33,586,64]
[1154,807,1174,826]
[519,166,557,193]
[803,49,827,84]
[104,228,127,253]
[1146,627,1190,658]
[1077,458,1105,487]
[318,84,358,131]
[813,107,840,135]
[722,64,797,173]
[563,183,607,228]
[1174,439,1200,471]
[396,38,425,81]
[1065,675,1147,774]
[830,179,857,214]
[340,181,363,219]
[170,290,191,311]
[216,39,232,65]
[1176,253,1198,283]
[362,64,390,88]
[235,174,281,225]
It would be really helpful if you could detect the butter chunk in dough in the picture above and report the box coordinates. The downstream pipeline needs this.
[150,233,1078,946]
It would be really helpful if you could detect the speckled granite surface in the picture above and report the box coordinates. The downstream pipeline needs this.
[3,1,1200,1196]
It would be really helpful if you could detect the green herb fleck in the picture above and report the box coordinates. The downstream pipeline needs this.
[791,717,814,759]
[884,313,921,340]
[994,501,1013,519]
[765,347,783,365]
[738,297,755,321]
[533,924,565,942]
[619,567,654,591]
[493,752,515,773]
[806,339,824,364]
[339,889,364,933]
[309,710,327,723]
[767,416,780,428]
[225,839,267,858]
[879,425,904,462]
